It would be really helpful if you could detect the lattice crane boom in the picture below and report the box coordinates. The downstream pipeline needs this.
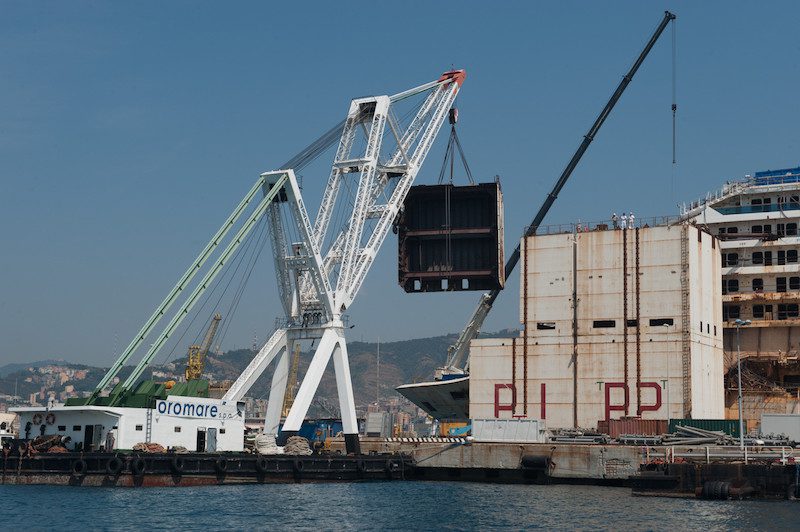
[185,313,222,381]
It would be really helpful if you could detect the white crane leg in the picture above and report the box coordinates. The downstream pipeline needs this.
[263,345,289,437]
[282,328,338,435]
[331,334,360,454]
[223,328,287,402]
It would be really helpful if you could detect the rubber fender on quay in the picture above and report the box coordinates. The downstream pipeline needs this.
[701,481,716,499]
[214,457,228,473]
[718,481,730,500]
[702,480,731,500]
[520,455,550,470]
[130,457,146,476]
[106,456,123,475]
[170,456,185,474]
[356,458,367,473]
[72,459,88,476]
[293,458,304,472]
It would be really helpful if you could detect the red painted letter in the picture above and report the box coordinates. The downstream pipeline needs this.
[605,383,629,421]
[636,382,662,415]
[494,383,517,418]
[540,383,546,420]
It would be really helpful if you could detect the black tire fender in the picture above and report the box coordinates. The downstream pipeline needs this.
[72,459,88,476]
[106,456,123,475]
[214,457,228,473]
[131,457,146,476]
[170,456,185,474]
[293,457,304,472]
[719,481,730,500]
[255,456,269,473]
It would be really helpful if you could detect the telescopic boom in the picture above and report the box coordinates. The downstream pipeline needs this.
[445,11,676,373]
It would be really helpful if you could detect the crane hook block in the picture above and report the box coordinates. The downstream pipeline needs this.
[449,108,458,125]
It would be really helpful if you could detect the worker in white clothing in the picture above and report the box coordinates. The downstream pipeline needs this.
[611,212,619,229]
[628,212,635,228]
[620,212,627,230]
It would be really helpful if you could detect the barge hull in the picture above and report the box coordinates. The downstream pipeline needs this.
[1,452,409,487]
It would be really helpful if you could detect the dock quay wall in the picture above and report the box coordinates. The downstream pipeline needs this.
[337,438,800,498]
[334,438,641,481]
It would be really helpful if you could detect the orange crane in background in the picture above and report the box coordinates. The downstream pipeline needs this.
[185,313,222,381]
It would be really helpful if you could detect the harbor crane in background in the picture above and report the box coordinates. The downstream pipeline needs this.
[185,313,222,381]
[397,11,676,417]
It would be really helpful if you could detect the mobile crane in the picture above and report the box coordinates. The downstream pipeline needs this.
[185,313,222,381]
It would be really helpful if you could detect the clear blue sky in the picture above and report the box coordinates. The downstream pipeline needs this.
[2,1,799,366]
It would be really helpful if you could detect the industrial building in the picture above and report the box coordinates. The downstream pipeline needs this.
[682,167,800,428]
[470,224,724,429]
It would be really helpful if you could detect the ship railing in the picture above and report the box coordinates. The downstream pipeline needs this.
[533,215,679,236]
[680,172,800,216]
[644,445,799,465]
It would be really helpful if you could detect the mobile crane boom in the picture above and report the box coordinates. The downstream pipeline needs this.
[185,313,222,381]
[444,11,676,374]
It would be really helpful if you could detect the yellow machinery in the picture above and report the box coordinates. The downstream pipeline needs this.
[281,342,301,417]
[185,313,222,381]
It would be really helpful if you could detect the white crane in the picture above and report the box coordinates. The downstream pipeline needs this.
[222,70,466,454]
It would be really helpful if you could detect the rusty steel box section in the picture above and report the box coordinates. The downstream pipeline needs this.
[398,182,505,292]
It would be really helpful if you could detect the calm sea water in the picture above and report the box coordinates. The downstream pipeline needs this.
[1,482,797,530]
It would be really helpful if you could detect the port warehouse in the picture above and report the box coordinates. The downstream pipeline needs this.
[470,224,724,429]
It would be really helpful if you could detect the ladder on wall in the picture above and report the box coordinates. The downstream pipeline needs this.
[680,225,692,417]
[145,408,153,443]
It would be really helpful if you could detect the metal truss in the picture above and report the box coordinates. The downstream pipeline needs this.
[224,71,466,452]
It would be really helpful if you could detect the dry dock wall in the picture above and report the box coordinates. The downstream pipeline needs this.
[470,225,724,429]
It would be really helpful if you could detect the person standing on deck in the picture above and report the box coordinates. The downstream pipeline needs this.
[612,212,619,229]
[620,212,627,230]
[628,212,635,228]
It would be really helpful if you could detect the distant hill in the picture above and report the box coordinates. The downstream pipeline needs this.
[0,329,518,412]
[0,360,71,378]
